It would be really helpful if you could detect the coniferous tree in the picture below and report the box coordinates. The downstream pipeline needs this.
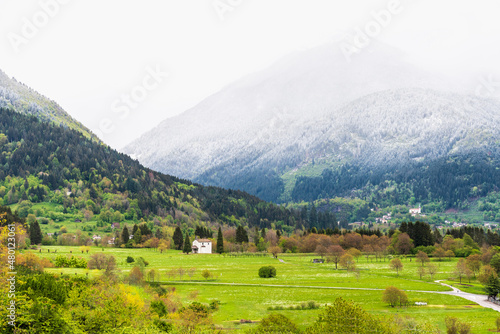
[173,226,184,250]
[433,227,443,244]
[155,228,163,239]
[183,234,191,254]
[236,226,249,243]
[132,224,139,237]
[133,228,142,244]
[217,226,224,254]
[139,224,152,237]
[29,221,42,244]
[121,226,130,244]
[309,205,318,227]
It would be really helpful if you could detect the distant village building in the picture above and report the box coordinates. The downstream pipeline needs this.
[108,238,115,245]
[92,235,101,241]
[409,205,421,216]
[376,213,392,224]
[111,223,121,229]
[192,239,212,254]
[312,259,324,263]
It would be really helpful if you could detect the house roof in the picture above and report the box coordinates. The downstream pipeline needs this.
[192,245,199,249]
[197,238,211,242]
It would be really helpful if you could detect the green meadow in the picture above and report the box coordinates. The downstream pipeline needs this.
[25,246,500,332]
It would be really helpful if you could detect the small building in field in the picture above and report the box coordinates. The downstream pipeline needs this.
[192,238,212,254]
[312,259,324,263]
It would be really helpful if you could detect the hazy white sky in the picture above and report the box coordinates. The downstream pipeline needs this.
[1,0,499,149]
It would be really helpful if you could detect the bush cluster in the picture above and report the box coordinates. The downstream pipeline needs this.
[54,255,87,268]
[268,301,320,311]
[258,266,276,278]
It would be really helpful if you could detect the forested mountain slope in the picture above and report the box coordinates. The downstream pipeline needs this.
[0,108,307,230]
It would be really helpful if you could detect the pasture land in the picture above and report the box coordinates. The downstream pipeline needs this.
[25,246,500,332]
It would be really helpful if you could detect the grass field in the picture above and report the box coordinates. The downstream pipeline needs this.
[24,246,500,332]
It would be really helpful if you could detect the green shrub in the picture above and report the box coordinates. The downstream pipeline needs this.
[307,301,319,309]
[445,316,471,334]
[179,302,210,318]
[154,319,174,332]
[258,266,276,278]
[150,300,167,317]
[209,300,220,311]
[54,255,87,268]
[249,314,301,334]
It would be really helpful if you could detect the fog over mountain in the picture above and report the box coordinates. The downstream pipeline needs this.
[0,70,97,140]
[123,42,500,202]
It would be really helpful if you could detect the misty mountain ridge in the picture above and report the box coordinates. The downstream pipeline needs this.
[0,69,97,141]
[124,42,500,204]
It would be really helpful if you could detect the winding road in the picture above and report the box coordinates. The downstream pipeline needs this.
[434,280,500,312]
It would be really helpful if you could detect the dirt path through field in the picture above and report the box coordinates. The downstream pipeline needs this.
[434,280,500,312]
[163,280,500,312]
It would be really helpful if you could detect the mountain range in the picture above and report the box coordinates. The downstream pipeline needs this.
[123,43,500,204]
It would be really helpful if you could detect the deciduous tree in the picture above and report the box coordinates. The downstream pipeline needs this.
[416,251,429,266]
[395,233,413,255]
[201,269,211,280]
[454,258,467,284]
[466,254,481,278]
[478,265,498,285]
[339,254,356,271]
[390,258,403,276]
[427,263,438,280]
[305,297,391,333]
[433,247,446,261]
[417,266,426,280]
[382,286,408,307]
[326,245,344,269]
[268,246,281,259]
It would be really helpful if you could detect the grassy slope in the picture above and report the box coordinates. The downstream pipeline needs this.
[24,246,499,332]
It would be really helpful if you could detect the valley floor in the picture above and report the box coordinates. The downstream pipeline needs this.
[25,246,500,332]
